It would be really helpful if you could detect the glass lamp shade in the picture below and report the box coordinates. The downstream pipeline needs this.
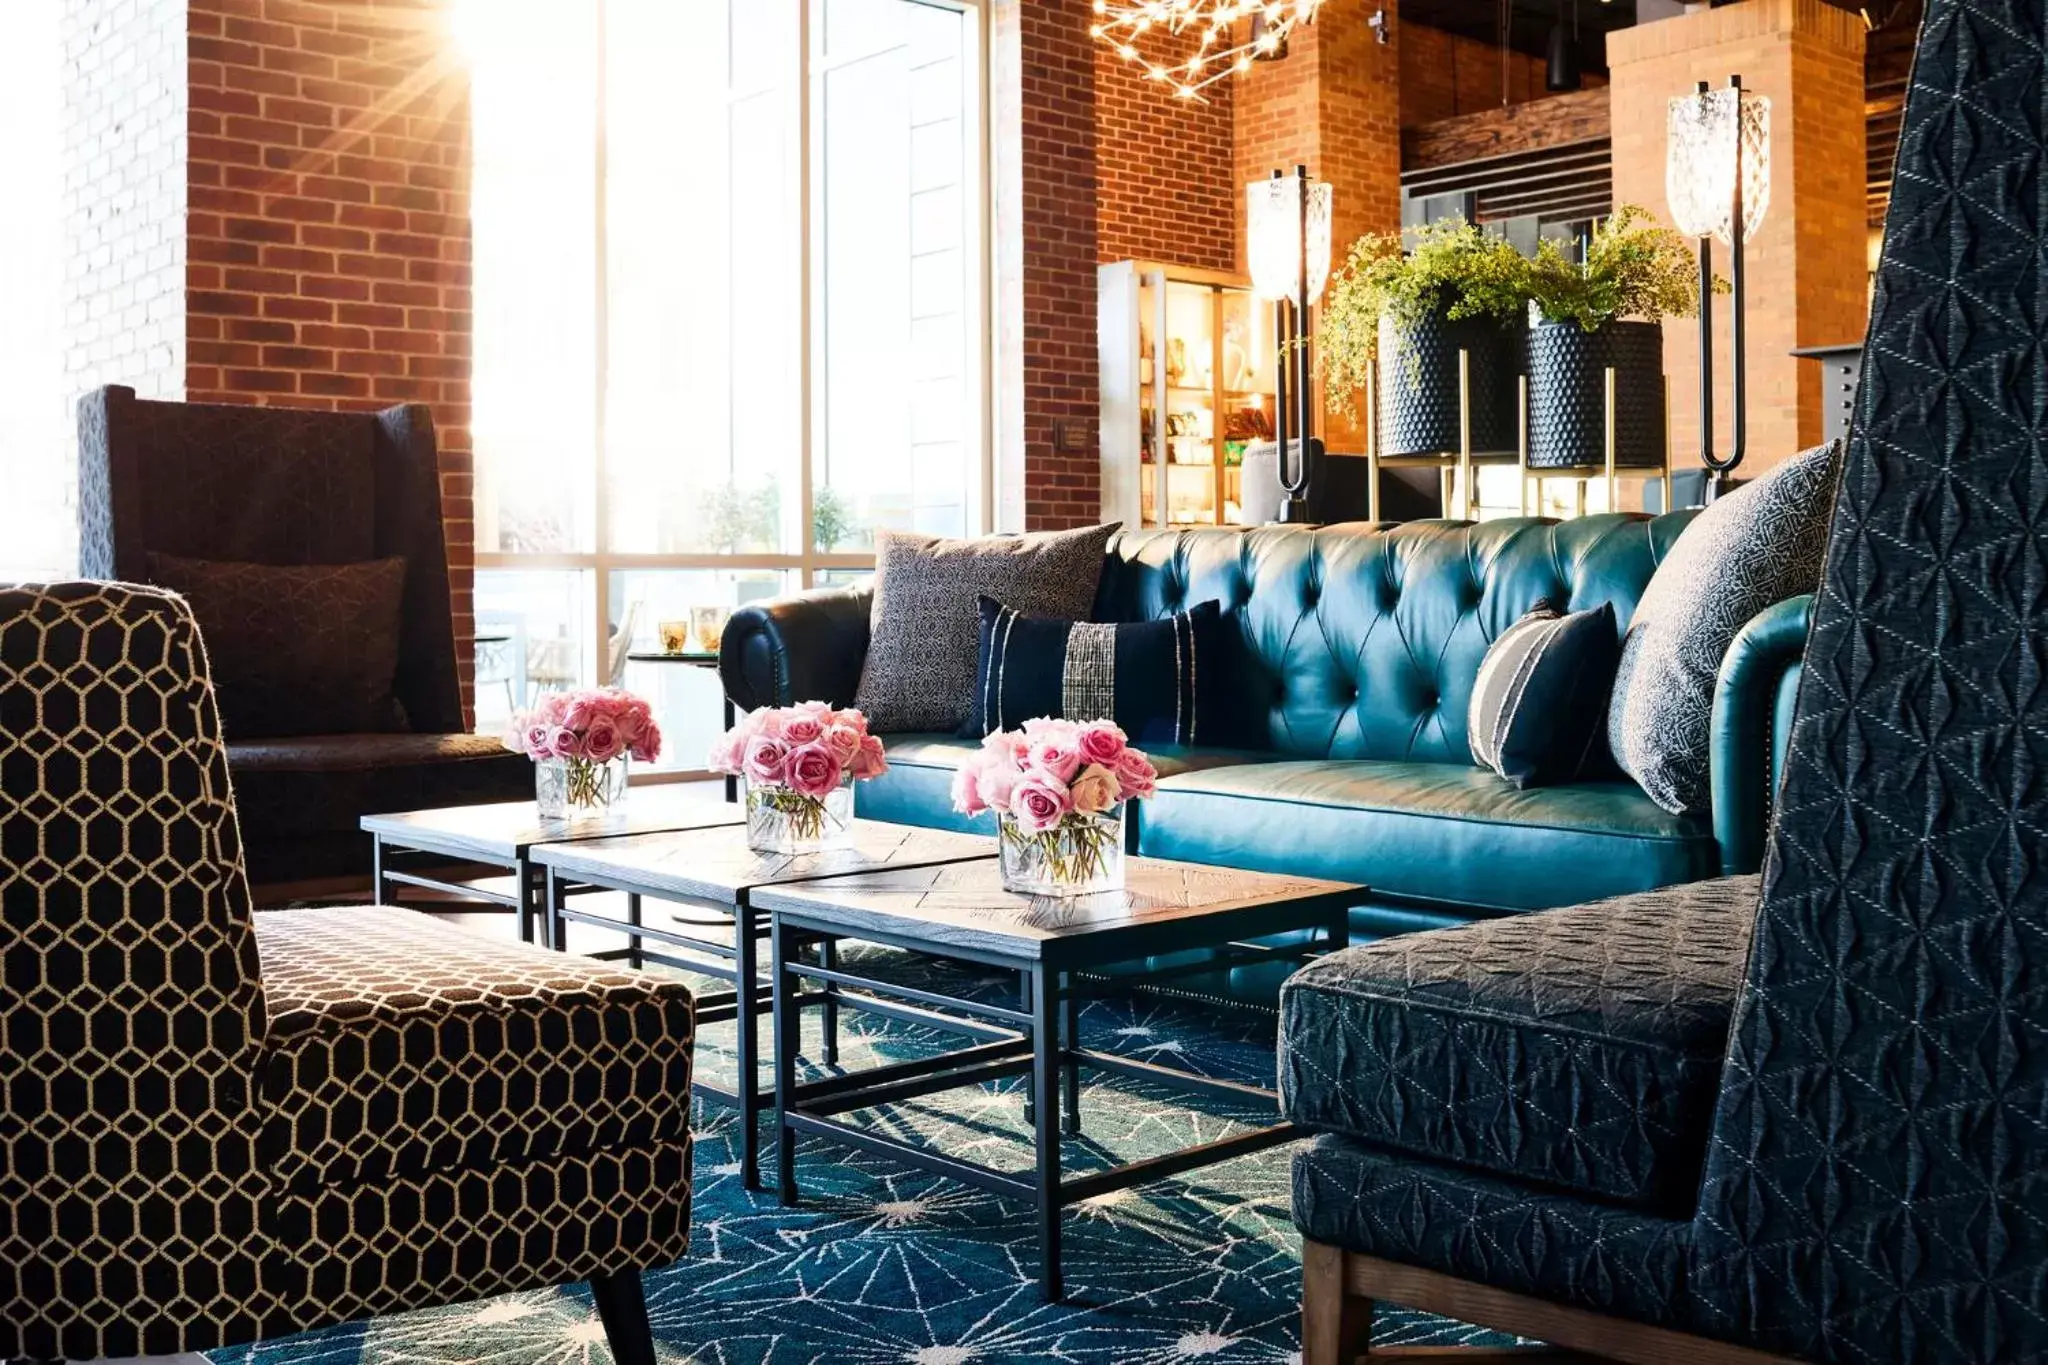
[1666,86,1771,244]
[1246,175,1334,303]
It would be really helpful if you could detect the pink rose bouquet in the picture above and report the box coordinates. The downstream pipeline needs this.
[710,702,888,851]
[951,717,1158,894]
[504,687,661,816]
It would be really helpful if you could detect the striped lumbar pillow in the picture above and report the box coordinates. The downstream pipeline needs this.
[1469,600,1622,789]
[961,595,1226,747]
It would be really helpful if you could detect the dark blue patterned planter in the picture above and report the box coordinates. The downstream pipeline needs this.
[1375,307,1522,458]
[1526,319,1666,470]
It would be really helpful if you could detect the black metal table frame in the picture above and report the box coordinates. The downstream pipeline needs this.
[767,892,1354,1301]
[370,836,562,944]
[539,859,888,1191]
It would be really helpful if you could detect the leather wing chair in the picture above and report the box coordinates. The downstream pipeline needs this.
[75,385,531,887]
[1280,0,2047,1359]
[0,581,691,1362]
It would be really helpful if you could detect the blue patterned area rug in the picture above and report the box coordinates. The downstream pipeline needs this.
[210,950,1500,1364]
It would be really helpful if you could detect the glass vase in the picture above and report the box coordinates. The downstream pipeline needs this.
[746,774,855,854]
[536,756,630,821]
[998,804,1125,897]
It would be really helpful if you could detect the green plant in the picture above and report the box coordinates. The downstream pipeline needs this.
[1525,204,1719,332]
[811,485,857,552]
[1317,218,1531,418]
[701,477,782,554]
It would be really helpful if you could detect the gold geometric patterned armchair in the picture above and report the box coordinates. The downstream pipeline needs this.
[0,581,692,1362]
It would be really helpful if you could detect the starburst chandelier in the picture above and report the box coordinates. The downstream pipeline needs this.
[1090,0,1328,100]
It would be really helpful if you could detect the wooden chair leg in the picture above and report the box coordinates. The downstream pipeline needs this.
[590,1268,656,1365]
[1304,1237,1372,1365]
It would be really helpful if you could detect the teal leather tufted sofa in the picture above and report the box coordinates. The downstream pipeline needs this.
[721,513,1812,998]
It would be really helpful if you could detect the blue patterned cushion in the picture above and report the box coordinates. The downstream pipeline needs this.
[960,595,1231,746]
[1280,876,1760,1214]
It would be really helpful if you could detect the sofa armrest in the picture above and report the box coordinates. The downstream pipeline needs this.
[1709,593,1813,876]
[718,584,873,712]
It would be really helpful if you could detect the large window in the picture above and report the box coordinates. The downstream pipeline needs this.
[467,0,988,774]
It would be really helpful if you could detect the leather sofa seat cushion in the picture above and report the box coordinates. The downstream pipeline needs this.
[1280,875,1759,1214]
[229,733,533,844]
[1139,760,1717,910]
[254,905,694,1194]
[854,732,1272,836]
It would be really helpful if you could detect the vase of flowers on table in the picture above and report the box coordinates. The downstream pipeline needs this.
[505,688,662,820]
[951,718,1158,897]
[710,702,889,854]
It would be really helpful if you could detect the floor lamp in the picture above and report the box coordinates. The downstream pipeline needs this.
[1247,167,1333,524]
[1666,76,1770,505]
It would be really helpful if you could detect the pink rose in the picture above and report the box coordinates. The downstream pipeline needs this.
[823,723,863,765]
[950,757,988,816]
[781,713,825,746]
[1009,774,1073,834]
[630,719,663,765]
[1113,747,1158,801]
[851,733,889,781]
[709,731,743,774]
[560,697,596,734]
[520,720,553,760]
[752,708,786,740]
[583,717,623,764]
[1027,735,1082,784]
[786,742,841,799]
[978,760,1021,812]
[1069,763,1120,815]
[836,707,869,734]
[1077,721,1127,768]
[982,729,1029,765]
[744,734,791,787]
[547,726,581,761]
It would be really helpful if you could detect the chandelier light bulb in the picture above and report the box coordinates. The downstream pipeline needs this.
[1091,0,1328,99]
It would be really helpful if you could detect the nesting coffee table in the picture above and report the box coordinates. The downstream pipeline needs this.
[529,821,996,1189]
[360,787,743,943]
[752,854,1361,1300]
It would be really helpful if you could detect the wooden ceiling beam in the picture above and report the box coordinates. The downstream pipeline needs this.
[1401,88,1613,175]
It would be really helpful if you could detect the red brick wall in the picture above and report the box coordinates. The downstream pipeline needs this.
[1401,23,1603,127]
[1095,34,1235,271]
[185,0,476,713]
[997,0,1102,530]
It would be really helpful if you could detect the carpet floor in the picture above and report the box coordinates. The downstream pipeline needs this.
[208,945,1502,1364]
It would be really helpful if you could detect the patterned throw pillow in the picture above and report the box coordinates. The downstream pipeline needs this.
[147,553,410,739]
[961,596,1228,745]
[853,525,1120,734]
[1607,439,1843,814]
[1468,601,1621,788]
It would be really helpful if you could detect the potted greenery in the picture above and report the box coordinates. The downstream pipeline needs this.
[1319,218,1530,458]
[1523,205,1708,470]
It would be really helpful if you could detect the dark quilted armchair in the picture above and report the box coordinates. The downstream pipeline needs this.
[76,385,530,886]
[0,581,690,1362]
[1283,1,2046,1360]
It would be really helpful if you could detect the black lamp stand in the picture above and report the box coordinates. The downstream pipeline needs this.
[1693,75,1750,505]
[1269,165,1320,523]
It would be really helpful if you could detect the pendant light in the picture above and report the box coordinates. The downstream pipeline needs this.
[1546,0,1582,91]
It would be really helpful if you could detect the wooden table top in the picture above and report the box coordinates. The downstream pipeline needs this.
[528,819,996,908]
[360,787,743,860]
[750,857,1363,965]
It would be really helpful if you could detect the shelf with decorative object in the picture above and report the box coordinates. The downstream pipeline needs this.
[1100,260,1277,529]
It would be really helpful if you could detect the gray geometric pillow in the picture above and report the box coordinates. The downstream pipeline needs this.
[853,524,1120,734]
[1608,440,1842,815]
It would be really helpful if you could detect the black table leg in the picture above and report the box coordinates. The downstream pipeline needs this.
[1031,964,1063,1301]
[735,900,762,1190]
[1060,970,1081,1136]
[544,865,565,952]
[1020,969,1036,1123]
[819,936,840,1065]
[626,892,644,969]
[772,916,801,1206]
[371,836,392,906]
[723,696,739,803]
[515,853,537,944]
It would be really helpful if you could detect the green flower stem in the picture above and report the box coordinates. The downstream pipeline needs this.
[1001,815,1118,887]
[749,785,835,842]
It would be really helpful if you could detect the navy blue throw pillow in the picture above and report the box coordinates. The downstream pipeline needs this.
[1468,600,1621,789]
[961,596,1227,746]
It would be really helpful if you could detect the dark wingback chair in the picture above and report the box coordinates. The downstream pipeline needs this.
[75,385,531,885]
[1281,0,2047,1359]
[0,581,689,1362]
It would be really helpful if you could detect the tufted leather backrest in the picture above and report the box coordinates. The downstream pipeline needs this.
[1689,1,2048,1359]
[0,582,269,1360]
[1096,512,1694,762]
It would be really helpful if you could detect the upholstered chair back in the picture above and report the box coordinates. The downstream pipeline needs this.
[1691,0,2048,1357]
[75,385,464,735]
[1095,512,1693,761]
[0,582,269,1357]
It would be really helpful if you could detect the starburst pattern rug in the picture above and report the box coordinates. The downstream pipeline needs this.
[210,949,1502,1364]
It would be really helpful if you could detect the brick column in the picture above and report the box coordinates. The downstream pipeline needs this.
[992,0,1102,531]
[1607,0,1866,476]
[1095,35,1235,270]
